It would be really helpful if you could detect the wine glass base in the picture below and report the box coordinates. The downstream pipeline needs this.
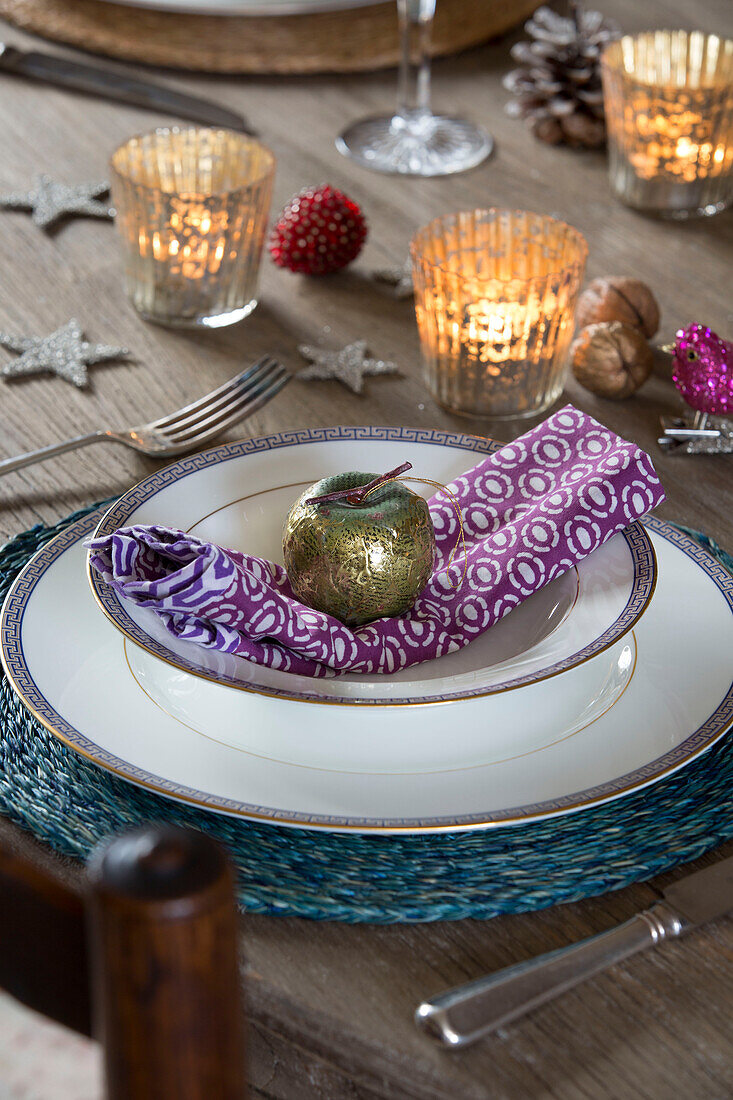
[336,113,493,176]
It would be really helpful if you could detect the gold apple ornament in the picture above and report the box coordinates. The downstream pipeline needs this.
[283,462,436,627]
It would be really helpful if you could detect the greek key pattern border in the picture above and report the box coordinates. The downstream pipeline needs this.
[88,429,656,706]
[1,506,732,829]
[93,425,503,536]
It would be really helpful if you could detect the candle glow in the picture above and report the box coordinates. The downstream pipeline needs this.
[411,210,586,421]
[111,127,275,327]
[602,31,733,217]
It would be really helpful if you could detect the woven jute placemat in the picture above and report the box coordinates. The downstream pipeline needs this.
[1,504,733,922]
[0,0,539,73]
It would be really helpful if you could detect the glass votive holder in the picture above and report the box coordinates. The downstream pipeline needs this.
[411,209,587,421]
[110,127,275,327]
[601,31,733,218]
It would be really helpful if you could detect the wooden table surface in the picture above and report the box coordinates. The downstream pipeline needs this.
[1,0,732,1096]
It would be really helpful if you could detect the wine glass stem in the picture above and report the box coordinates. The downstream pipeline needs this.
[396,0,437,122]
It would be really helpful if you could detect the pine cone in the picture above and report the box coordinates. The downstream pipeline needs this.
[503,4,621,149]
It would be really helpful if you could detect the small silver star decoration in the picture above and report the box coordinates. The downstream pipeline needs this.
[298,340,399,395]
[371,258,414,299]
[0,175,114,231]
[0,319,131,388]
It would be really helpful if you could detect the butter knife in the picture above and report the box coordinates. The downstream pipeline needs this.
[0,43,254,133]
[416,855,733,1048]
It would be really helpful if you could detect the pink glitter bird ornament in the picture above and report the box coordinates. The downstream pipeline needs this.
[672,323,733,417]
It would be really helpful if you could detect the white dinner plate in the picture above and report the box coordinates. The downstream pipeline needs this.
[2,511,732,832]
[96,0,377,17]
[87,429,656,706]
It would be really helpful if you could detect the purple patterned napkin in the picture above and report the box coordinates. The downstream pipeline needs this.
[88,406,664,678]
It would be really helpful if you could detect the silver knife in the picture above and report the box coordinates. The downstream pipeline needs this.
[416,855,733,1049]
[0,43,255,134]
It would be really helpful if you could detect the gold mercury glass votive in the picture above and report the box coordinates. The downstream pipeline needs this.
[411,209,587,421]
[601,31,733,218]
[110,127,275,327]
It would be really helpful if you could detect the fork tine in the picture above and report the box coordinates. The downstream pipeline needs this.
[169,368,291,447]
[161,358,282,437]
[148,356,275,431]
[167,365,290,443]
[151,356,277,431]
[188,372,292,449]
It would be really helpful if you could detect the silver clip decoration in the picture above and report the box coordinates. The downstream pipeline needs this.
[658,412,733,455]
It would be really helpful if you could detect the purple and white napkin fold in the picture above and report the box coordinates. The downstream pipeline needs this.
[88,405,665,678]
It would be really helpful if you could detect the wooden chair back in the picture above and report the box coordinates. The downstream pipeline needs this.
[0,824,247,1098]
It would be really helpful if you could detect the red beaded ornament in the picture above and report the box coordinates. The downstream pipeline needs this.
[269,184,367,276]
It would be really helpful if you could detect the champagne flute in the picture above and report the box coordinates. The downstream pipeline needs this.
[336,0,492,176]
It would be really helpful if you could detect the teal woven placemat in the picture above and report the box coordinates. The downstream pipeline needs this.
[1,503,732,923]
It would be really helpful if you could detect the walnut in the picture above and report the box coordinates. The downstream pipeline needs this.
[571,322,654,399]
[575,277,660,338]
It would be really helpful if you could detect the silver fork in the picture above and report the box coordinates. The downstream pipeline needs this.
[0,356,290,477]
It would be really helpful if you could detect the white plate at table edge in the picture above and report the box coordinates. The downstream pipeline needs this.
[2,510,732,833]
[96,0,378,18]
[86,427,657,706]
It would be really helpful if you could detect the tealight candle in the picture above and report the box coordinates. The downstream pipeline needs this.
[110,127,275,327]
[411,210,587,421]
[601,31,733,217]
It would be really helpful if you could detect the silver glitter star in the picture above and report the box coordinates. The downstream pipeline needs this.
[298,340,399,395]
[0,175,114,231]
[372,259,414,299]
[0,319,131,388]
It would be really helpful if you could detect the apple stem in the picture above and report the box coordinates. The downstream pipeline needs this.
[307,462,413,506]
